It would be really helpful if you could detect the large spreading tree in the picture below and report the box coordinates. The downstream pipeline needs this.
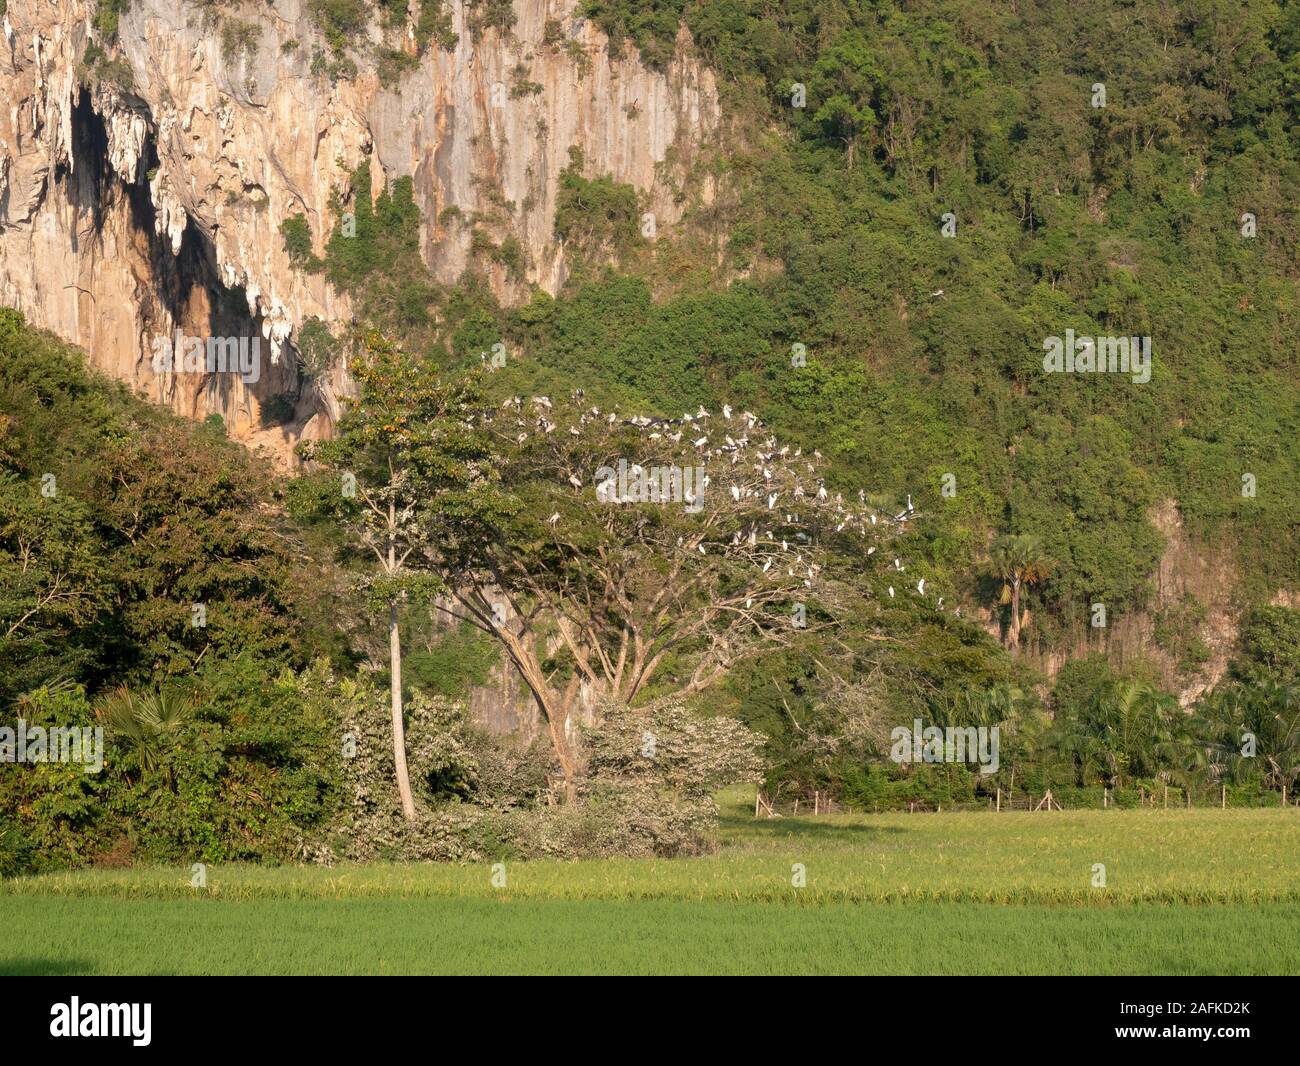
[422,393,909,799]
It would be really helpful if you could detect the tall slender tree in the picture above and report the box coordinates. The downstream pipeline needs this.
[301,331,495,820]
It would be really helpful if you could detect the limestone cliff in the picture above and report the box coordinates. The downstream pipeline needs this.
[0,0,717,459]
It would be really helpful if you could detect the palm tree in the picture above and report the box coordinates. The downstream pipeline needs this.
[94,686,191,778]
[942,683,1028,729]
[1057,679,1179,789]
[1195,680,1300,796]
[988,534,1051,651]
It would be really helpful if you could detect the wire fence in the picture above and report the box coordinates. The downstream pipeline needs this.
[754,784,1298,817]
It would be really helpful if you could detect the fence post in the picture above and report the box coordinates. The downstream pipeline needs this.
[755,790,760,819]
[1103,788,1108,809]
[1221,785,1226,809]
[1164,786,1168,809]
[996,787,1001,812]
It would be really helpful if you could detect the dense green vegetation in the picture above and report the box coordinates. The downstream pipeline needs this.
[0,310,311,700]
[0,309,353,872]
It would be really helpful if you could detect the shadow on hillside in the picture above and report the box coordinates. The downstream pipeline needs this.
[718,813,909,843]
[0,957,96,976]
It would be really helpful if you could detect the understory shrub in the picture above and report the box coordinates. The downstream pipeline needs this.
[316,688,766,863]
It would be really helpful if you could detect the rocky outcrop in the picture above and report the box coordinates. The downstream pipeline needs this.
[0,0,718,461]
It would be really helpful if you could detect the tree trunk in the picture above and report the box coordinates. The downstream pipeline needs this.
[1008,577,1022,650]
[389,597,416,822]
[498,627,581,802]
[546,711,578,803]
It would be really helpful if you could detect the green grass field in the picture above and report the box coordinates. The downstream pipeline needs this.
[5,795,1299,974]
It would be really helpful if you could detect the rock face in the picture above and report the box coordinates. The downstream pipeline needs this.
[0,0,718,461]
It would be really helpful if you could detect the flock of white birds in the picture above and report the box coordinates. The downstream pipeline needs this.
[487,392,951,611]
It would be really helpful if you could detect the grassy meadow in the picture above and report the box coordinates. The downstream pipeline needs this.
[4,793,1298,975]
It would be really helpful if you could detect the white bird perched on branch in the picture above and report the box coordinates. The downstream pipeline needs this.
[916,578,925,595]
[547,512,560,525]
[693,436,709,448]
[888,586,895,598]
